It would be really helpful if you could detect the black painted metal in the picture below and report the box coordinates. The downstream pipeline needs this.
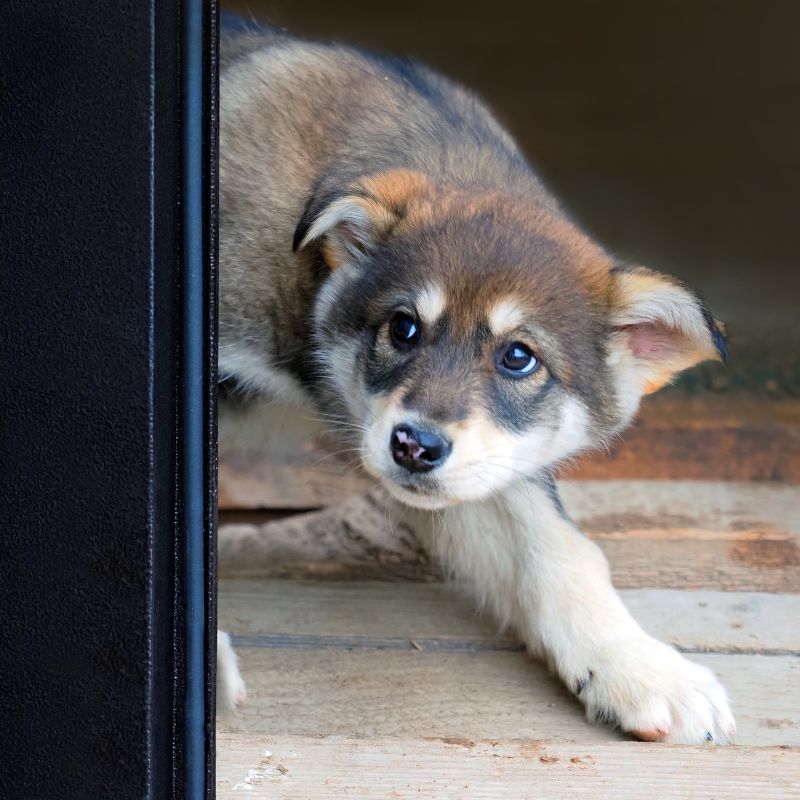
[0,2,218,798]
[203,5,222,796]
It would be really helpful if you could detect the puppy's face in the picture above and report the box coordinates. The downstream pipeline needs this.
[297,170,726,509]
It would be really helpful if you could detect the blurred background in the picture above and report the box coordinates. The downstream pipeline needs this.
[223,0,799,395]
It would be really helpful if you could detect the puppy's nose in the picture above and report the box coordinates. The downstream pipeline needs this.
[390,425,452,473]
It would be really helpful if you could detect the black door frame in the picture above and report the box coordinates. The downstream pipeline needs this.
[0,2,218,797]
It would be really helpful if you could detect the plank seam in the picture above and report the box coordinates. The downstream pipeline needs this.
[230,633,800,657]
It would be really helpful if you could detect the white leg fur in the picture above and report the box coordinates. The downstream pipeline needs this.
[217,630,246,712]
[403,480,736,744]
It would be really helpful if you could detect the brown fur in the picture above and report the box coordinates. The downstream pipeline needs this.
[220,23,724,448]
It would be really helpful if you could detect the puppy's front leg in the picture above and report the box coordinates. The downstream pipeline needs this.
[420,480,735,744]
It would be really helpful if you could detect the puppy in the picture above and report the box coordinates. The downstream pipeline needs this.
[216,21,734,744]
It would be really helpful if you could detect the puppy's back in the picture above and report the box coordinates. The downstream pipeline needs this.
[220,21,545,198]
[219,19,557,396]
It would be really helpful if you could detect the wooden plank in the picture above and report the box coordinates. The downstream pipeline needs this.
[562,395,800,483]
[219,527,800,591]
[619,590,800,655]
[561,480,799,532]
[220,579,501,640]
[219,648,800,747]
[219,580,800,655]
[601,536,800,592]
[574,483,799,591]
[218,397,800,510]
[218,482,800,590]
[216,732,800,800]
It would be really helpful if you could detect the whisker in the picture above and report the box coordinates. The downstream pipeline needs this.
[310,447,365,469]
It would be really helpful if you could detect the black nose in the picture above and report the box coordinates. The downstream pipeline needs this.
[390,425,452,473]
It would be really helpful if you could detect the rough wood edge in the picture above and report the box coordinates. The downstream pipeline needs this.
[216,732,800,799]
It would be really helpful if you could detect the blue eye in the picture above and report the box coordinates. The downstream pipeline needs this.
[389,312,420,350]
[498,342,539,377]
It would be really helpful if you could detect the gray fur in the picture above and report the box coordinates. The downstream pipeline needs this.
[220,28,558,397]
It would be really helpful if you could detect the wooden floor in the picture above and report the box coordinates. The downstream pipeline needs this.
[214,400,799,798]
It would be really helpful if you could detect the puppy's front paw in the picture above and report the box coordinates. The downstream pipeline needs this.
[217,630,247,712]
[576,637,735,744]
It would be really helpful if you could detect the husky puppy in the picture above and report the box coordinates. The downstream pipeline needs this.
[217,22,734,744]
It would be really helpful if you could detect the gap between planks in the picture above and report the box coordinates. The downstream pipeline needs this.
[228,632,800,658]
[219,581,800,655]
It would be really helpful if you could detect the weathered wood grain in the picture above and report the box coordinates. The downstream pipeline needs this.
[218,648,799,747]
[219,532,800,591]
[219,580,800,655]
[560,481,799,531]
[600,535,800,592]
[216,733,800,799]
[562,395,800,483]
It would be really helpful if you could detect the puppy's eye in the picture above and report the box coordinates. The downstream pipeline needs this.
[389,312,421,351]
[497,342,539,377]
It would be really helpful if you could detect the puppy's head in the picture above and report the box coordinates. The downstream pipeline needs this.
[296,169,726,509]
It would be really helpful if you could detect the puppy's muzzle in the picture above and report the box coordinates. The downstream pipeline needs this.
[390,424,452,473]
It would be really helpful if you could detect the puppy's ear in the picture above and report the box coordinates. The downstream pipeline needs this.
[293,169,429,269]
[608,266,727,395]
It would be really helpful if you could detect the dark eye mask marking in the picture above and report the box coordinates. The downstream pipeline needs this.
[490,374,558,433]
